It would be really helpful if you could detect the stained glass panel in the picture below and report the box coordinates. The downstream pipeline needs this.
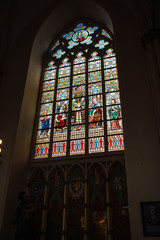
[52,141,67,156]
[104,57,116,69]
[73,63,85,74]
[89,137,104,153]
[55,100,69,114]
[71,110,85,125]
[88,95,103,108]
[106,105,122,120]
[88,83,102,95]
[73,74,85,86]
[44,69,56,80]
[57,77,70,89]
[74,52,85,64]
[72,98,85,110]
[104,48,115,58]
[105,80,119,93]
[42,80,55,91]
[40,103,53,116]
[89,107,103,123]
[106,92,120,105]
[88,71,102,83]
[36,129,51,143]
[108,135,124,151]
[107,119,123,135]
[41,91,54,103]
[53,126,67,141]
[71,125,85,139]
[72,85,85,98]
[104,68,118,80]
[56,89,69,100]
[89,122,104,137]
[38,115,52,130]
[58,66,70,78]
[70,139,85,155]
[88,60,101,72]
[34,144,49,158]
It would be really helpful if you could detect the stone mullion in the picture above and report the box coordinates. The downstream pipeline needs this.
[62,179,68,240]
[84,177,89,240]
[106,176,112,240]
[41,180,49,240]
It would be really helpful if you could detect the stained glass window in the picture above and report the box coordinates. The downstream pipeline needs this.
[33,22,124,160]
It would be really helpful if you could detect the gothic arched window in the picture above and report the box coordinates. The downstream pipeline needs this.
[34,22,124,159]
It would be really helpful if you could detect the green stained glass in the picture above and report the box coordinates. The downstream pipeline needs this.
[56,89,69,100]
[44,69,56,80]
[34,144,49,159]
[73,74,85,86]
[88,82,102,95]
[88,71,102,83]
[41,91,54,103]
[40,103,53,116]
[104,68,118,80]
[106,92,120,106]
[57,77,70,89]
[42,80,55,91]
[107,105,122,121]
[73,63,85,74]
[104,57,116,69]
[105,80,119,93]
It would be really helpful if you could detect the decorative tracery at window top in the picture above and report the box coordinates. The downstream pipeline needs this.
[34,22,124,159]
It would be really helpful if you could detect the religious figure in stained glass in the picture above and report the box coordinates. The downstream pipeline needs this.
[108,99,121,130]
[40,111,50,137]
[34,22,124,159]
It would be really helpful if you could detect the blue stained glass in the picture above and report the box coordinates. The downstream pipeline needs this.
[40,103,53,116]
[106,92,120,105]
[57,77,70,89]
[63,32,74,40]
[95,40,109,49]
[86,26,98,34]
[88,83,102,95]
[74,23,86,32]
[53,49,65,59]
[56,89,69,100]
[102,29,112,39]
[51,40,60,51]
[73,74,85,86]
[105,80,119,92]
